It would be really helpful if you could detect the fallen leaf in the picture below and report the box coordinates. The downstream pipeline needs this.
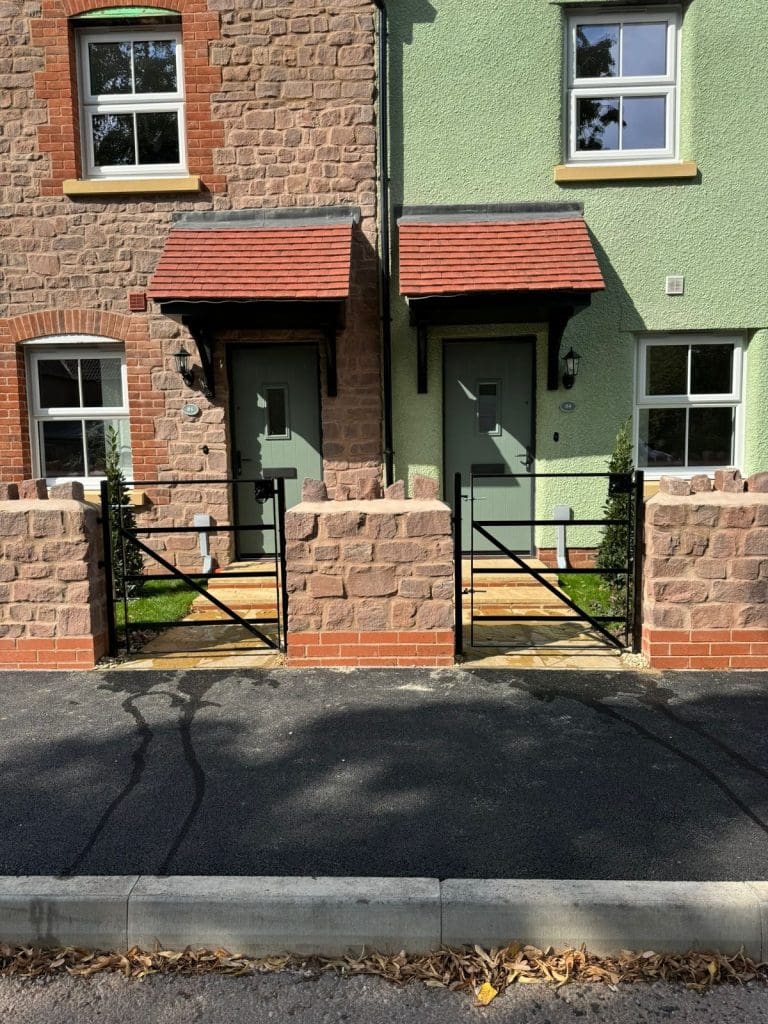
[475,981,498,1005]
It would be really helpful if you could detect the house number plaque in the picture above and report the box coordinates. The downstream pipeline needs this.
[560,401,576,412]
[183,403,201,417]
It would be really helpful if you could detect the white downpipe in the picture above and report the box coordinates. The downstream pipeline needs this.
[193,513,214,575]
[553,505,572,570]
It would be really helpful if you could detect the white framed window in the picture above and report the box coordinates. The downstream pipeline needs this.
[77,27,186,178]
[27,343,132,486]
[635,335,745,476]
[566,8,681,164]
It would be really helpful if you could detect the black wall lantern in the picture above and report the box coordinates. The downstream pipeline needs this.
[173,346,195,387]
[562,347,581,390]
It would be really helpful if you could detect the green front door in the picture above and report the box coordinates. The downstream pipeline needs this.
[231,344,322,557]
[444,338,535,554]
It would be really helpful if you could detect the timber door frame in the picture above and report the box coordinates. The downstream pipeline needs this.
[442,336,537,555]
[228,341,324,559]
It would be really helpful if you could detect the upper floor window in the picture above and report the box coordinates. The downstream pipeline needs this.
[27,341,132,484]
[566,9,680,164]
[77,26,186,178]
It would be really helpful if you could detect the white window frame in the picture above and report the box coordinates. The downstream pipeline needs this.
[77,27,186,179]
[634,334,746,477]
[566,8,681,165]
[27,340,132,487]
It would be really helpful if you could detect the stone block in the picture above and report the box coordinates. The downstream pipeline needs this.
[308,574,345,599]
[0,510,26,537]
[748,473,768,493]
[431,579,454,600]
[644,602,687,629]
[679,530,710,557]
[646,556,690,578]
[404,509,451,538]
[714,468,744,493]
[355,599,391,630]
[690,604,734,629]
[29,509,64,537]
[322,601,356,631]
[415,602,453,630]
[19,479,48,500]
[736,605,768,628]
[343,541,374,562]
[321,511,365,538]
[744,530,768,556]
[730,558,763,580]
[659,476,691,496]
[0,484,19,500]
[376,540,428,563]
[693,559,728,580]
[384,480,405,500]
[301,478,328,502]
[711,580,768,604]
[690,475,712,493]
[392,599,417,628]
[346,566,398,598]
[411,475,439,500]
[49,482,85,501]
[711,531,738,558]
[357,477,382,500]
[398,578,432,601]
[285,512,317,541]
[647,503,688,527]
[313,543,340,561]
[364,514,397,540]
[652,580,710,604]
[721,505,756,529]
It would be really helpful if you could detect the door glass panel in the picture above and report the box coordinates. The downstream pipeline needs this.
[575,24,619,78]
[646,345,688,396]
[622,95,666,150]
[133,39,178,93]
[92,113,135,166]
[136,111,180,164]
[638,408,685,467]
[88,41,132,95]
[691,344,734,395]
[622,22,668,76]
[576,97,620,151]
[688,408,734,466]
[37,359,80,408]
[40,421,85,477]
[265,386,289,438]
[477,381,500,434]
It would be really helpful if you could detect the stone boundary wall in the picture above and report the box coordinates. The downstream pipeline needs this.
[286,478,454,668]
[0,480,107,670]
[643,470,768,670]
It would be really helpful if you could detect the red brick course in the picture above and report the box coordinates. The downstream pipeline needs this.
[537,547,596,569]
[288,630,455,668]
[642,628,768,671]
[0,636,106,670]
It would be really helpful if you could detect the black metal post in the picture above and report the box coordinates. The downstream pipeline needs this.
[453,472,463,657]
[276,477,289,652]
[99,481,118,658]
[632,470,645,654]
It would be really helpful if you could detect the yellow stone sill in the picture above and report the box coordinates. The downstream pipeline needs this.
[554,161,698,184]
[63,175,201,196]
[84,489,147,509]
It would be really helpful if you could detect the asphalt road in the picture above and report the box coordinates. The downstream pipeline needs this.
[0,667,767,878]
[2,973,768,1024]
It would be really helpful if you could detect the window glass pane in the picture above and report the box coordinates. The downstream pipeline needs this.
[88,41,132,95]
[133,39,178,93]
[622,96,667,150]
[477,382,499,434]
[576,24,619,78]
[646,345,688,396]
[37,359,80,408]
[136,111,180,164]
[577,97,619,151]
[266,387,288,437]
[691,344,734,395]
[85,419,132,477]
[92,113,135,166]
[81,358,124,408]
[622,22,668,77]
[688,408,734,467]
[41,421,85,477]
[638,408,686,467]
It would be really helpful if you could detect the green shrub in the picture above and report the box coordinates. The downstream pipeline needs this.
[596,419,634,614]
[105,426,144,597]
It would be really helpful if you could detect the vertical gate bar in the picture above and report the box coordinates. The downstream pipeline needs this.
[117,482,132,655]
[276,477,289,652]
[470,473,475,649]
[632,470,645,654]
[271,484,281,650]
[453,471,463,657]
[624,472,634,648]
[100,480,118,658]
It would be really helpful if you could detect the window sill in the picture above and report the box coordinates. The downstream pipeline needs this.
[62,175,201,196]
[554,161,698,184]
[83,488,147,508]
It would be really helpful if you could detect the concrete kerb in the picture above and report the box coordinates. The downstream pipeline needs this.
[0,877,766,958]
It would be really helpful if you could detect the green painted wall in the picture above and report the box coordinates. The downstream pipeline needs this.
[388,0,768,537]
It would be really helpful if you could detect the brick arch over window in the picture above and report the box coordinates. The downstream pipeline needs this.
[32,1,224,195]
[0,309,165,481]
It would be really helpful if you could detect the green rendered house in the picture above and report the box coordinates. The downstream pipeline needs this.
[385,0,768,556]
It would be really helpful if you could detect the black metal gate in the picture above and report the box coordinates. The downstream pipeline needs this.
[100,477,288,657]
[453,470,644,655]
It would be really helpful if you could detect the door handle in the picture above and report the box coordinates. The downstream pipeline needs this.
[234,450,242,477]
[519,448,534,471]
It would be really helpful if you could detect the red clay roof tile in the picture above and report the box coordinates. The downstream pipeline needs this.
[398,218,605,296]
[148,224,354,301]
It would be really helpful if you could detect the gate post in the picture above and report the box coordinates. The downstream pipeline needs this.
[454,472,463,657]
[100,480,118,658]
[276,477,289,651]
[631,470,645,654]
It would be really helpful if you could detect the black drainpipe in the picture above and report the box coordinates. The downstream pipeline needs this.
[372,0,395,486]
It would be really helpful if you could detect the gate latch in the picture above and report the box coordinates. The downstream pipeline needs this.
[253,480,274,502]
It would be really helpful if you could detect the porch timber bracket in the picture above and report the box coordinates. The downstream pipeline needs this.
[407,290,593,394]
[183,317,216,399]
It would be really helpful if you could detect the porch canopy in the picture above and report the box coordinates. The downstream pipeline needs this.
[147,206,361,397]
[397,203,605,391]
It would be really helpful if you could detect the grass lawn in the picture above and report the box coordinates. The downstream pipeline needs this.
[558,571,626,628]
[115,578,204,630]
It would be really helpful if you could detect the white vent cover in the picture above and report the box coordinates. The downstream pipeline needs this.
[666,275,685,296]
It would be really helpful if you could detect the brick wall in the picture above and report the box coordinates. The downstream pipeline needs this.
[642,471,768,669]
[286,480,454,667]
[0,1,381,518]
[0,481,107,670]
